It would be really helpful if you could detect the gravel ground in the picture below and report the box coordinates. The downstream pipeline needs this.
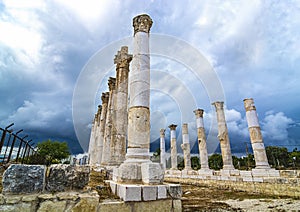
[181,184,300,211]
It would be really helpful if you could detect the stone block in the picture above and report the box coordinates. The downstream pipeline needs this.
[56,192,79,201]
[5,195,22,204]
[38,200,66,212]
[198,169,213,176]
[46,164,90,192]
[252,168,279,177]
[2,164,45,194]
[252,177,263,182]
[118,184,141,201]
[240,171,252,177]
[114,163,142,183]
[72,194,99,212]
[99,201,131,212]
[279,170,297,178]
[38,194,57,201]
[242,177,253,182]
[157,185,167,199]
[22,194,38,202]
[142,186,157,201]
[167,184,182,199]
[141,162,164,184]
[109,181,117,195]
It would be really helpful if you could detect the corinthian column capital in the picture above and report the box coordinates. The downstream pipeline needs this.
[133,14,153,35]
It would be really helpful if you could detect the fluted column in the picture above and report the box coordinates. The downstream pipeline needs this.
[160,129,166,170]
[96,92,109,165]
[212,101,235,170]
[194,109,209,169]
[169,124,178,170]
[109,46,132,166]
[101,77,116,166]
[181,123,192,170]
[244,98,270,169]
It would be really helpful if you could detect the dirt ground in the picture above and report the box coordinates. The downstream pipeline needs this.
[181,184,300,211]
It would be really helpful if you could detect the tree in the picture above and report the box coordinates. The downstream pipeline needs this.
[35,139,70,165]
[191,156,200,170]
[266,146,289,168]
[208,154,223,170]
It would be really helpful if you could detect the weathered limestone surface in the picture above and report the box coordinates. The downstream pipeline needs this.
[89,105,101,166]
[160,129,166,170]
[212,101,235,170]
[194,109,210,170]
[244,98,271,170]
[2,164,45,194]
[46,164,90,192]
[101,77,116,166]
[109,46,132,166]
[0,191,99,212]
[96,92,109,165]
[181,123,192,170]
[169,124,178,170]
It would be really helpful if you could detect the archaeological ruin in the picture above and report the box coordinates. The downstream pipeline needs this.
[1,13,299,212]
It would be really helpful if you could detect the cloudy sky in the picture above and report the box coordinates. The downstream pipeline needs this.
[0,0,299,155]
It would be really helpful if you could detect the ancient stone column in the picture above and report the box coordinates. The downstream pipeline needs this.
[89,105,102,165]
[160,129,166,170]
[194,109,209,170]
[169,124,178,170]
[115,14,163,184]
[181,123,192,170]
[212,101,235,170]
[88,110,97,165]
[95,92,109,165]
[101,77,116,166]
[108,46,132,166]
[244,98,270,169]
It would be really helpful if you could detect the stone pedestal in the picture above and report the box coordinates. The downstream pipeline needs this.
[181,123,192,170]
[244,98,271,169]
[194,109,210,170]
[169,124,178,170]
[160,129,166,170]
[113,14,164,185]
[212,102,235,170]
[108,46,132,166]
[101,77,116,166]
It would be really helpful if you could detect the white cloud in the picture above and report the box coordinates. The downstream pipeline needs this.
[262,111,294,141]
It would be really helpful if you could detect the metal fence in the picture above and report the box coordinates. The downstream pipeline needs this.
[0,123,37,164]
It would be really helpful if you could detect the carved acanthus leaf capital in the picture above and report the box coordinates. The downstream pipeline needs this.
[114,46,133,69]
[101,92,109,104]
[168,124,177,131]
[212,101,224,111]
[243,98,256,111]
[194,109,204,118]
[108,77,116,91]
[133,14,153,35]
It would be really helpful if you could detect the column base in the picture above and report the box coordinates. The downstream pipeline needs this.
[108,180,182,203]
[113,160,164,184]
[251,168,280,177]
[220,168,240,176]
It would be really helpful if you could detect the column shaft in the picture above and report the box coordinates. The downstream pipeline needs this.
[160,129,166,170]
[244,98,270,169]
[101,77,116,165]
[194,109,209,169]
[96,93,109,165]
[181,123,192,170]
[212,101,235,170]
[169,124,178,170]
[109,46,132,166]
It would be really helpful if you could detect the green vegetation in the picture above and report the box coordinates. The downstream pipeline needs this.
[28,139,70,165]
